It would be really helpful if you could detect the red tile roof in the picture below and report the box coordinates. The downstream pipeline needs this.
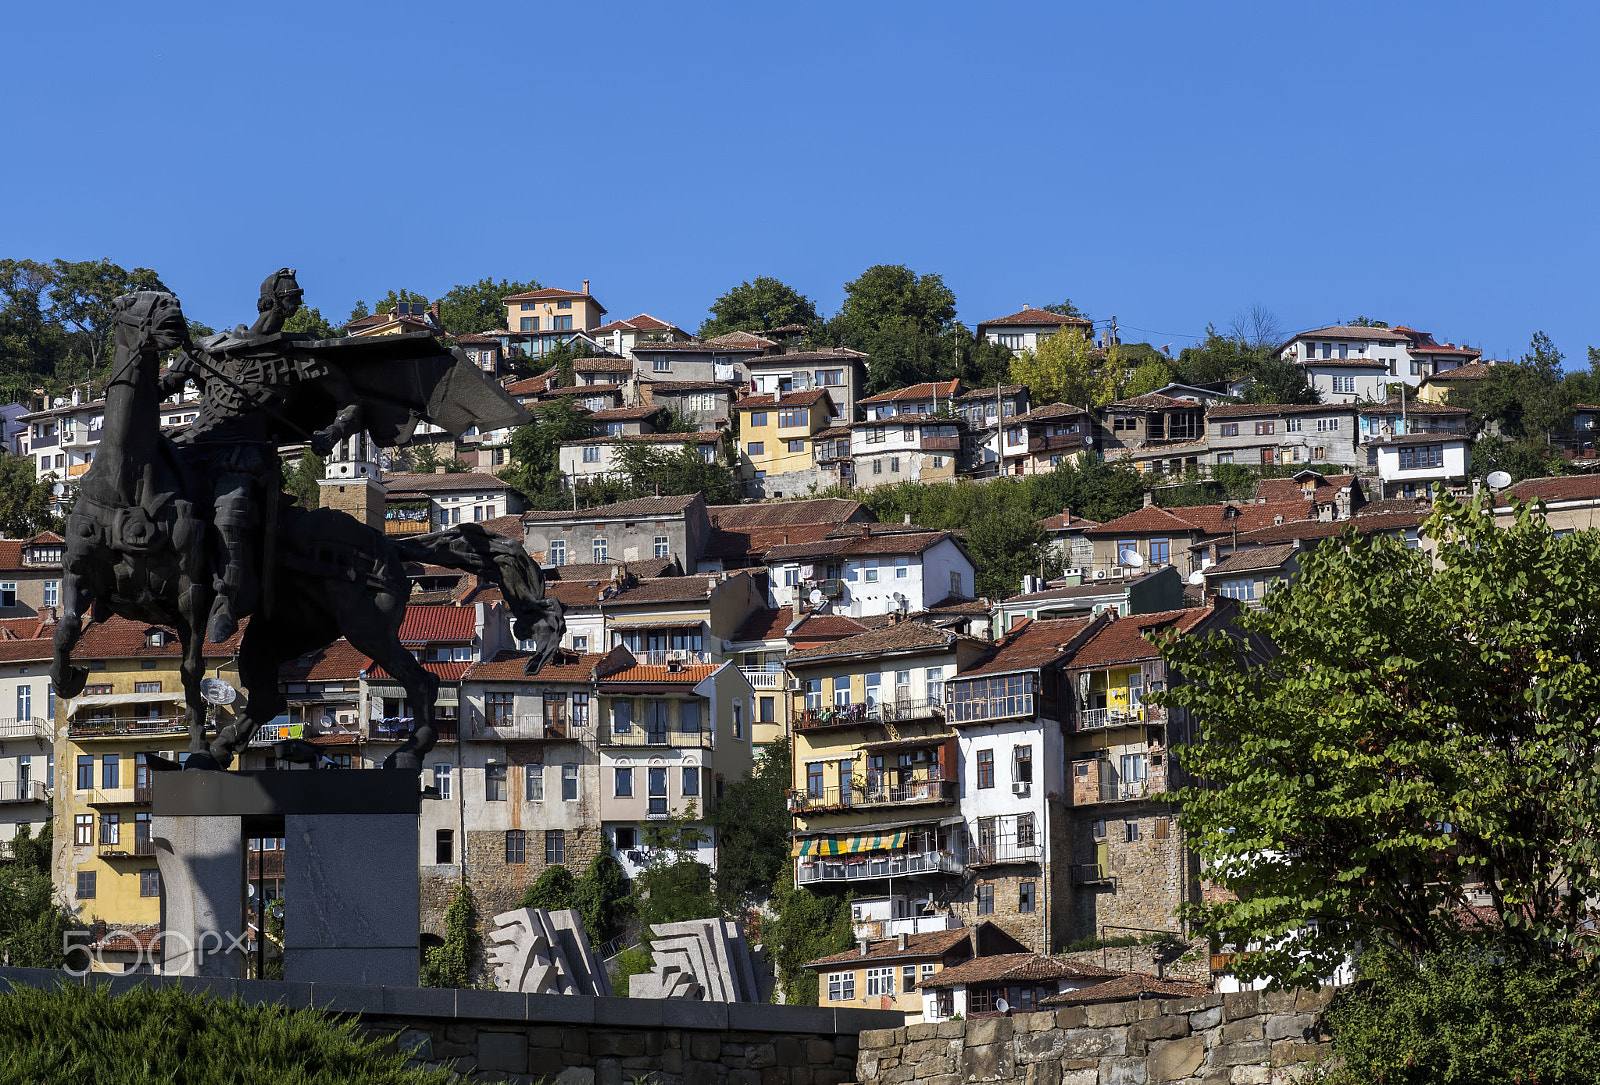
[763,528,958,563]
[1088,501,1322,538]
[789,613,872,641]
[1253,474,1357,503]
[737,389,833,410]
[1425,362,1495,381]
[0,616,56,641]
[919,953,1120,989]
[501,287,605,312]
[1506,474,1600,505]
[464,648,612,683]
[1037,512,1101,532]
[1015,403,1089,423]
[1206,402,1357,419]
[1041,972,1210,1006]
[73,615,244,659]
[804,927,971,968]
[592,313,683,335]
[976,308,1094,329]
[278,639,371,682]
[1107,393,1202,410]
[366,659,474,683]
[704,523,836,561]
[745,348,866,364]
[477,514,526,541]
[787,622,961,663]
[600,662,721,685]
[397,606,477,644]
[1084,505,1206,537]
[572,357,635,373]
[709,499,866,529]
[0,637,54,663]
[958,617,1098,678]
[382,472,515,494]
[525,494,701,521]
[1202,543,1299,576]
[1067,608,1213,670]
[1288,325,1408,342]
[859,381,961,405]
[505,372,558,396]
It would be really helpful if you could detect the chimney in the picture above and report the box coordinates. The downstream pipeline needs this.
[582,280,590,295]
[434,465,447,474]
[1021,303,1029,311]
[897,932,909,951]
[1142,491,1154,508]
[858,939,870,957]
[792,592,803,621]
[861,524,871,538]
[903,514,912,525]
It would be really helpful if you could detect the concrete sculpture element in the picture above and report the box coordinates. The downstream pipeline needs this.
[49,276,564,772]
[488,908,613,996]
[628,919,763,1002]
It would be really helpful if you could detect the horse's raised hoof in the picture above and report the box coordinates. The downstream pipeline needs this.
[52,664,89,699]
[383,751,422,772]
[182,751,225,772]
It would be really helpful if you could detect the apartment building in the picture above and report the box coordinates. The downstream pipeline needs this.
[745,349,868,424]
[637,332,772,385]
[1204,403,1361,469]
[0,635,54,854]
[1369,433,1472,499]
[0,534,64,620]
[544,568,765,666]
[18,388,200,511]
[974,307,1095,355]
[380,472,523,529]
[1279,325,1481,398]
[54,617,244,935]
[641,381,735,430]
[726,607,796,748]
[998,404,1094,476]
[522,494,711,571]
[596,655,754,878]
[502,283,608,351]
[994,566,1185,633]
[558,431,723,486]
[734,389,837,500]
[761,524,977,616]
[697,498,872,574]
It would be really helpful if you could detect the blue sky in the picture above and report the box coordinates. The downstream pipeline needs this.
[6,2,1597,364]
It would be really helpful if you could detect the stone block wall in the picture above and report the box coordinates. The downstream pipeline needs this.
[856,987,1336,1085]
[1069,803,1192,942]
[945,869,1049,954]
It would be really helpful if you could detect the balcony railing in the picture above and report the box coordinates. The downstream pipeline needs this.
[69,716,190,738]
[967,841,1044,866]
[796,850,965,885]
[789,777,956,814]
[878,697,945,723]
[1027,433,1086,454]
[475,714,569,742]
[600,727,715,749]
[368,720,459,742]
[0,780,48,804]
[0,717,51,742]
[794,704,874,731]
[1077,704,1159,730]
[98,837,156,859]
[919,436,961,452]
[794,699,946,731]
[626,650,713,666]
[945,694,1035,724]
[740,669,787,690]
[85,787,150,806]
[1071,771,1165,805]
[1072,864,1113,885]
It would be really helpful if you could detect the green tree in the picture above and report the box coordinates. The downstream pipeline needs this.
[1042,300,1089,320]
[438,277,543,337]
[504,398,595,502]
[1009,329,1112,408]
[1451,333,1572,444]
[1125,358,1174,398]
[1469,436,1563,485]
[655,407,695,434]
[709,739,793,908]
[49,259,168,378]
[419,882,474,988]
[374,289,428,315]
[281,451,325,510]
[631,806,717,930]
[826,265,959,392]
[520,864,577,911]
[442,455,471,474]
[1347,315,1390,327]
[966,510,1055,600]
[1238,355,1318,405]
[0,824,73,968]
[282,305,338,339]
[961,334,1020,390]
[345,300,371,325]
[701,277,819,338]
[1155,496,1600,988]
[408,444,443,475]
[765,882,854,1005]
[0,454,61,536]
[573,852,632,943]
[0,259,65,400]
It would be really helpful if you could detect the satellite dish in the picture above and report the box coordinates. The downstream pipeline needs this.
[200,677,237,705]
[995,998,1010,1014]
[808,589,824,606]
[1187,570,1205,586]
[1119,549,1145,568]
[1486,470,1512,490]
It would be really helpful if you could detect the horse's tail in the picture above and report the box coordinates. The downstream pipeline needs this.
[394,524,566,670]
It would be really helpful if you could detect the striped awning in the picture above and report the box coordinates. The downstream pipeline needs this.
[794,829,908,858]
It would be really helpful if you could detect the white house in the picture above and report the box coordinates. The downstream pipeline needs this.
[760,526,978,617]
[974,307,1095,356]
[1370,433,1471,499]
[558,432,722,485]
[1281,325,1483,400]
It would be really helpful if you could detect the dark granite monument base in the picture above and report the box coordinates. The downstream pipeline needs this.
[153,770,420,986]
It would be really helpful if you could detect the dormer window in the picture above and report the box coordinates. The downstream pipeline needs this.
[26,546,62,564]
[146,630,167,648]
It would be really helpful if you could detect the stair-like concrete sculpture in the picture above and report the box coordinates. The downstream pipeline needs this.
[628,918,762,1001]
[488,908,613,996]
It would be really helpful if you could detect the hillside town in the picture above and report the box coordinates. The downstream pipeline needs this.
[2,276,1598,1026]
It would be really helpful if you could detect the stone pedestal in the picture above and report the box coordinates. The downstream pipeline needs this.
[152,769,420,984]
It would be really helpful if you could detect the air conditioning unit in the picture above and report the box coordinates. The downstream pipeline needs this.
[1110,566,1125,578]
[786,676,801,690]
[1012,781,1030,796]
[1092,569,1108,581]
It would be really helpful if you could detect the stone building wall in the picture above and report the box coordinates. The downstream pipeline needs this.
[1058,938,1212,985]
[945,867,1048,953]
[857,987,1337,1085]
[1068,802,1190,942]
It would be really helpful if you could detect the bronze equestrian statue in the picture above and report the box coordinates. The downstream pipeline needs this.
[50,278,564,772]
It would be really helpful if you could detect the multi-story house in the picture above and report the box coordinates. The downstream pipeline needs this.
[1036,508,1100,569]
[0,634,55,854]
[1083,494,1345,578]
[18,387,201,511]
[54,617,244,937]
[1061,603,1248,942]
[998,404,1094,477]
[726,607,797,748]
[787,623,983,919]
[952,386,1030,429]
[641,381,735,430]
[0,533,64,620]
[1096,393,1208,476]
[345,300,443,338]
[1417,361,1494,405]
[850,414,963,489]
[262,638,367,752]
[455,332,507,376]
[974,307,1095,356]
[810,426,856,489]
[994,566,1185,633]
[745,349,868,425]
[1204,403,1361,469]
[1199,545,1299,607]
[858,381,961,423]
[805,928,981,1021]
[595,653,754,878]
[558,431,723,487]
[733,389,837,500]
[586,406,668,437]
[501,283,609,357]
[541,383,627,412]
[544,568,765,666]
[522,494,712,571]
[572,356,637,387]
[1369,433,1472,499]
[697,498,872,574]
[380,472,524,529]
[637,331,773,385]
[1356,398,1469,450]
[1280,325,1482,399]
[761,524,977,616]
[591,314,694,362]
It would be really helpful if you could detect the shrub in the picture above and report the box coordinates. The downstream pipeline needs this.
[519,865,577,912]
[420,882,473,989]
[0,982,454,1083]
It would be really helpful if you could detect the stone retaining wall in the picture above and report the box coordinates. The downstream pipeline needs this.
[0,967,901,1085]
[856,987,1336,1085]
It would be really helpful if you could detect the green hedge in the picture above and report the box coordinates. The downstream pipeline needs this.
[0,982,454,1084]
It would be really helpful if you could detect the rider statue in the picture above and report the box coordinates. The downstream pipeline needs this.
[159,268,364,641]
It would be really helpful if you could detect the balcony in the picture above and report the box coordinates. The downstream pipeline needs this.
[69,716,189,739]
[1071,768,1165,806]
[600,727,715,749]
[0,780,48,804]
[794,698,946,732]
[85,787,150,807]
[967,841,1044,867]
[1072,863,1114,885]
[945,694,1035,724]
[475,714,570,742]
[740,669,787,691]
[1027,433,1086,454]
[368,720,459,742]
[0,717,51,742]
[626,650,714,666]
[1077,704,1160,730]
[99,837,156,859]
[878,697,945,724]
[918,436,961,452]
[789,777,956,815]
[67,462,91,477]
[796,850,965,885]
[794,704,874,732]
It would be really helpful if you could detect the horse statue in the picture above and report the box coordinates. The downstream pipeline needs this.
[50,288,564,771]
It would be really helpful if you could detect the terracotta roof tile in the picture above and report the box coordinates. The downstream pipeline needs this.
[73,615,244,659]
[789,613,872,641]
[573,357,635,373]
[958,617,1098,678]
[704,523,836,561]
[601,663,721,685]
[976,308,1094,329]
[859,381,961,405]
[0,637,54,663]
[746,348,866,364]
[1203,543,1299,576]
[1252,474,1357,503]
[1288,325,1411,342]
[1210,512,1425,547]
[1424,362,1495,381]
[1067,608,1213,670]
[920,953,1120,989]
[763,529,956,563]
[542,383,623,398]
[592,313,683,335]
[505,372,558,396]
[1206,402,1357,419]
[501,286,603,304]
[1506,474,1600,505]
[1360,398,1469,416]
[1040,972,1209,1006]
[366,659,473,682]
[1037,512,1101,532]
[279,639,371,682]
[1108,393,1202,410]
[1084,505,1206,537]
[397,606,477,644]
[709,500,865,529]
[525,494,701,522]
[382,472,514,494]
[477,514,526,541]
[1014,403,1089,423]
[737,389,833,410]
[804,927,971,969]
[787,622,960,663]
[464,648,610,683]
[953,385,1027,400]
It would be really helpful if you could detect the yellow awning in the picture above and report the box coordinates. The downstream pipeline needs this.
[794,829,908,857]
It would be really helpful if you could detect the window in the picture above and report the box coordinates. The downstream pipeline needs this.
[977,749,995,789]
[520,317,534,332]
[554,315,573,331]
[486,763,507,801]
[1218,577,1257,601]
[613,701,633,733]
[872,460,882,475]
[140,868,160,897]
[977,884,995,914]
[1013,745,1033,784]
[504,829,527,864]
[582,445,600,463]
[77,871,95,898]
[827,973,856,1001]
[1398,444,1445,470]
[557,299,572,309]
[833,675,851,706]
[863,559,879,583]
[485,692,513,730]
[0,583,14,608]
[435,827,455,863]
[682,766,699,796]
[894,556,910,580]
[526,763,544,801]
[778,408,807,429]
[807,762,825,795]
[787,439,805,453]
[1155,817,1171,840]
[1255,421,1275,435]
[615,766,634,797]
[606,422,623,437]
[653,536,669,559]
[903,965,918,994]
[433,763,452,800]
[759,696,775,722]
[73,814,93,846]
[1019,881,1035,912]
[747,441,764,456]
[545,829,565,864]
[43,580,58,607]
[1332,375,1356,394]
[549,541,566,566]
[593,537,608,562]
[571,635,589,652]
[1217,452,1234,464]
[1285,418,1302,432]
[103,754,119,790]
[1149,539,1170,565]
[563,763,578,801]
[1317,417,1339,432]
[750,411,768,428]
[76,756,93,791]
[653,356,670,372]
[615,827,638,851]
[1218,422,1239,437]
[648,766,668,816]
[1017,812,1036,849]
[865,967,895,996]
[733,699,744,738]
[15,685,29,720]
[890,457,901,473]
[98,812,119,846]
[1125,820,1141,843]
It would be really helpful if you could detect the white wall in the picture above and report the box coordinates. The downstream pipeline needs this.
[919,538,974,605]
[1375,441,1470,484]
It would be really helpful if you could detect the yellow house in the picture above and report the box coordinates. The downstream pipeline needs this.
[734,389,836,498]
[53,617,243,944]
[502,284,607,335]
[804,927,975,1017]
[1417,361,1493,405]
